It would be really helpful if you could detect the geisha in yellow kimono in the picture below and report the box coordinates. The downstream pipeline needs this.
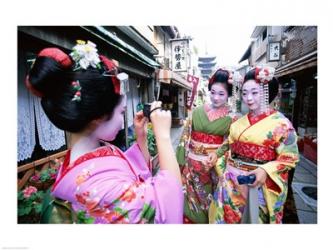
[209,66,299,224]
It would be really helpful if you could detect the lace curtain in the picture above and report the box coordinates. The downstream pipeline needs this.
[17,81,36,162]
[33,97,66,151]
[17,87,66,162]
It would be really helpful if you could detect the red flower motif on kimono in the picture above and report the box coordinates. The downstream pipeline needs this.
[263,138,280,149]
[119,188,136,203]
[191,160,202,172]
[223,204,241,223]
[273,123,289,139]
[182,166,190,176]
[276,164,285,171]
[75,191,90,205]
[276,164,289,181]
[280,171,288,182]
[199,173,210,184]
[277,155,298,163]
[85,197,100,211]
[89,207,107,218]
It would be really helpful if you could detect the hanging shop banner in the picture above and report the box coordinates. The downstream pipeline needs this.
[268,42,281,61]
[186,74,199,109]
[171,39,189,72]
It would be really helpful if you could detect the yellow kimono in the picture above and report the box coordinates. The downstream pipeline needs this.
[209,110,299,223]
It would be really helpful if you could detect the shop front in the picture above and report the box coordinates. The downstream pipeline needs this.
[276,51,317,163]
[157,69,192,127]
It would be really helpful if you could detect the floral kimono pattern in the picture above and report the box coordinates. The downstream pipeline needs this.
[51,143,183,224]
[176,104,233,223]
[209,111,299,224]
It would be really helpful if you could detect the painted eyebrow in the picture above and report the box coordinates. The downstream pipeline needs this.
[243,88,259,92]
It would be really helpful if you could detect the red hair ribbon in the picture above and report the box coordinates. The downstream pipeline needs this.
[99,55,121,95]
[38,48,72,68]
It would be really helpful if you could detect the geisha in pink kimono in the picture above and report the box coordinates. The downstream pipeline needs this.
[25,41,183,223]
[208,66,299,223]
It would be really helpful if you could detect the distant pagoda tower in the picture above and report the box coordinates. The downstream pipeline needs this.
[198,55,217,80]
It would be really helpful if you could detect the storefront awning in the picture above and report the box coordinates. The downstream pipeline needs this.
[158,69,192,90]
[275,50,317,77]
[239,43,252,63]
[81,26,160,69]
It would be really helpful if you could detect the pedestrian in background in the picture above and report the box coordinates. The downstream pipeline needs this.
[25,40,183,223]
[209,66,299,223]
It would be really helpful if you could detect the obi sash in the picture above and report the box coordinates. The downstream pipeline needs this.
[189,131,224,156]
[230,141,277,162]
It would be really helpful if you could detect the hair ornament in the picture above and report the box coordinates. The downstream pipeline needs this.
[70,40,101,71]
[99,55,128,95]
[252,66,275,114]
[71,80,82,102]
[38,48,73,68]
[255,66,275,84]
[231,71,243,114]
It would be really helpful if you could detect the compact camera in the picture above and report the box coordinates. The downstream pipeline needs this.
[143,103,152,120]
[237,174,256,185]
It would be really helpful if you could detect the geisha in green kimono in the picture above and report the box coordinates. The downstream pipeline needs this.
[176,69,241,223]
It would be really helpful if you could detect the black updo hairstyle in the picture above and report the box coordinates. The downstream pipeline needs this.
[27,51,121,133]
[243,68,279,103]
[208,69,232,96]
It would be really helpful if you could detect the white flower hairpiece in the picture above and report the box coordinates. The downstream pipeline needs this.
[70,40,101,70]
[256,66,275,84]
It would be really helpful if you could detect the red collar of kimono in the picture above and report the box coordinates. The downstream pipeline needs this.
[52,146,139,191]
[204,104,230,122]
[247,109,276,125]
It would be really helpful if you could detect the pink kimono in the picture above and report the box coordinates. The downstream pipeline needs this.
[51,143,183,224]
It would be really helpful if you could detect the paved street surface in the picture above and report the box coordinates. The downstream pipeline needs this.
[171,126,185,150]
[292,155,317,223]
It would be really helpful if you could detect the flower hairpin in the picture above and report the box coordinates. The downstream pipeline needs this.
[71,80,82,102]
[70,40,129,96]
[253,66,276,114]
[70,40,101,71]
[255,66,275,84]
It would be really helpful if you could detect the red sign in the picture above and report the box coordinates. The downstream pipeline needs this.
[186,74,199,109]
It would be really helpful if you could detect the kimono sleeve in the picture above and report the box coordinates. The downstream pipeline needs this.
[68,149,183,223]
[143,170,184,223]
[260,122,299,195]
[176,118,192,166]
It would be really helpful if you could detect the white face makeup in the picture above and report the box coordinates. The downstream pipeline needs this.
[242,80,261,113]
[93,95,127,141]
[209,82,228,109]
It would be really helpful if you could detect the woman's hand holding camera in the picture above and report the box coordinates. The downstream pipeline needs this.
[134,110,148,140]
[247,168,268,187]
[149,101,171,140]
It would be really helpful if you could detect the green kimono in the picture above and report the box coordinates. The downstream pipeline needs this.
[176,104,232,223]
